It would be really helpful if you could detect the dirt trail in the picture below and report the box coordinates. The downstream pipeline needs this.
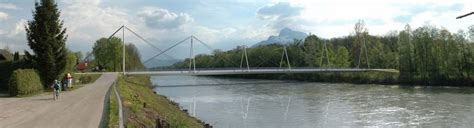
[0,73,118,128]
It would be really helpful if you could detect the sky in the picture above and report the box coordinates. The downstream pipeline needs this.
[0,0,472,60]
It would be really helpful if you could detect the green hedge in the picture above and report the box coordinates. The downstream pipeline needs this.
[8,69,44,96]
[0,60,35,91]
[0,61,13,91]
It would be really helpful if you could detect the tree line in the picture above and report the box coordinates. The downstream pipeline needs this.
[398,24,474,85]
[173,20,474,86]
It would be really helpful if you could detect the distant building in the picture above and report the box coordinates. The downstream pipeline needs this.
[0,49,13,61]
[76,61,88,72]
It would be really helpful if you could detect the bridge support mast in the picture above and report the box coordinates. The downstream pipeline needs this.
[189,36,196,73]
[122,25,126,75]
[240,45,250,72]
[357,35,370,69]
[279,46,291,71]
[364,38,370,69]
[320,40,331,68]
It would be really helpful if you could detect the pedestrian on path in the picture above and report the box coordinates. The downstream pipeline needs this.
[51,80,60,100]
[62,78,67,91]
[67,73,73,88]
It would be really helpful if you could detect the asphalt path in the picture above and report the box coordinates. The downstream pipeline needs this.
[0,73,117,128]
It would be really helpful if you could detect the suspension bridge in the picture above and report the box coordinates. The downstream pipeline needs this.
[86,25,398,76]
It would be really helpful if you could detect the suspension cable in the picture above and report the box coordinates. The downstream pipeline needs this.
[123,26,176,60]
[108,25,124,39]
[143,36,192,64]
[192,36,240,67]
[254,52,280,67]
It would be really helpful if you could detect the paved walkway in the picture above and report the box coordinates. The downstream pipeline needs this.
[0,73,118,128]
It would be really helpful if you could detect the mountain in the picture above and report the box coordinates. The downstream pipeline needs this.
[144,59,182,68]
[253,28,308,47]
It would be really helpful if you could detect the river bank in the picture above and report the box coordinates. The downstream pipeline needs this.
[217,72,399,85]
[216,72,474,86]
[109,75,210,127]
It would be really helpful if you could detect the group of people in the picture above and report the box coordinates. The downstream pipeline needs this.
[51,73,73,100]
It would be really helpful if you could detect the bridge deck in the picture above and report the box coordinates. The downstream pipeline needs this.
[121,68,399,76]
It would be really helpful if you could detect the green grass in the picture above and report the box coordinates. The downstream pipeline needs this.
[73,74,102,85]
[117,75,204,127]
[107,86,119,128]
[66,74,102,91]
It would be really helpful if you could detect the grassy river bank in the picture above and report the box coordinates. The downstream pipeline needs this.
[107,75,209,128]
[218,71,473,86]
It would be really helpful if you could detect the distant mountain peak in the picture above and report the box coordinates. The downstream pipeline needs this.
[280,27,293,35]
[253,28,307,47]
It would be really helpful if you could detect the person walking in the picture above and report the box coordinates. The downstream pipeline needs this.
[52,80,60,100]
[67,73,73,88]
[62,78,67,91]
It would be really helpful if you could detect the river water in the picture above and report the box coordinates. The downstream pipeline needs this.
[152,76,474,127]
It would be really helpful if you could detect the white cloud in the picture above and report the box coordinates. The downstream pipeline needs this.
[0,19,29,53]
[0,12,8,21]
[283,0,473,38]
[0,3,18,10]
[138,7,193,30]
[240,2,304,42]
[60,0,132,52]
[257,2,302,20]
[7,19,27,37]
[57,1,238,58]
[61,0,100,6]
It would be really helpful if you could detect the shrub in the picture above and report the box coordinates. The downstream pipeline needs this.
[72,74,101,85]
[0,61,13,90]
[8,69,43,96]
[79,76,93,84]
[0,59,35,91]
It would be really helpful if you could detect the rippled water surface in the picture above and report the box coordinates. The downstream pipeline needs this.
[152,76,474,128]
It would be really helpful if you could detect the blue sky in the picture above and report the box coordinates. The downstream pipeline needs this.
[0,0,472,59]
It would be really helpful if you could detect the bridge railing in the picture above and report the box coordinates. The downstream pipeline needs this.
[141,67,366,72]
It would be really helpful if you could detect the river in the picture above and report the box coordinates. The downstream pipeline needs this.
[152,76,474,127]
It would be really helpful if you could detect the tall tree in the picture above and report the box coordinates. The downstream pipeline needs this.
[332,46,350,67]
[352,20,370,68]
[13,52,20,61]
[124,44,145,71]
[25,0,67,86]
[63,50,77,74]
[398,25,414,83]
[92,37,123,71]
[469,25,474,42]
[302,35,320,67]
[74,51,83,62]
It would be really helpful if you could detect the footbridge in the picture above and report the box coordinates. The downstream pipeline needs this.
[88,25,399,76]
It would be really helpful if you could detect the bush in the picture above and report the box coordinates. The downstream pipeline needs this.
[8,69,43,96]
[0,59,35,91]
[79,76,93,84]
[73,74,101,84]
[0,61,13,91]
